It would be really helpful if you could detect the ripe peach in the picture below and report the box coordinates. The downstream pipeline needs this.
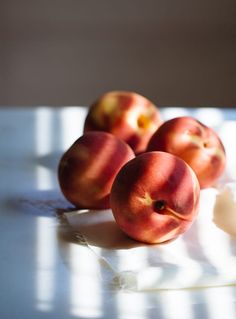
[84,91,162,154]
[147,116,226,189]
[110,151,200,244]
[58,131,135,209]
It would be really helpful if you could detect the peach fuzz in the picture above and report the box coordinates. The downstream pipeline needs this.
[58,131,135,209]
[110,151,200,244]
[147,116,226,189]
[84,91,162,154]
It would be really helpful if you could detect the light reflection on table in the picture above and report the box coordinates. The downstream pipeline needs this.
[0,106,236,319]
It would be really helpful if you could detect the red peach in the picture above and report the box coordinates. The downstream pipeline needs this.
[110,151,200,244]
[84,91,162,154]
[58,131,135,209]
[147,116,226,189]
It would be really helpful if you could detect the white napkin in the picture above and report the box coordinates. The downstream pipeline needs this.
[214,183,236,237]
[64,185,236,291]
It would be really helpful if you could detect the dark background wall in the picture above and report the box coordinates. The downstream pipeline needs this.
[1,0,236,107]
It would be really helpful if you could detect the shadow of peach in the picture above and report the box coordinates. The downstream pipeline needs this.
[57,209,146,250]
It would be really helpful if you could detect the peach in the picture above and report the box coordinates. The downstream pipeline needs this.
[147,116,226,189]
[84,91,162,154]
[110,151,200,244]
[58,131,135,209]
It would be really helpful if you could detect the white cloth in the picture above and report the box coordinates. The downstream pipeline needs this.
[214,183,236,237]
[65,186,236,291]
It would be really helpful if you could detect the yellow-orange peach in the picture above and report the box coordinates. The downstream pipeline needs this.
[147,116,226,188]
[110,151,200,244]
[84,91,162,154]
[58,131,135,209]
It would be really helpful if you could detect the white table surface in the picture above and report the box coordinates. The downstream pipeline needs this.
[1,106,236,319]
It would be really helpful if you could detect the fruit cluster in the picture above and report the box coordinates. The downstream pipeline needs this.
[58,91,226,244]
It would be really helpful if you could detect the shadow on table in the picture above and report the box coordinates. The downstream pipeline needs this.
[57,209,147,250]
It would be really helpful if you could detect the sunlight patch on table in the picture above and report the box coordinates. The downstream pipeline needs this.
[204,287,236,319]
[35,107,54,190]
[59,107,88,151]
[35,216,56,312]
[160,290,194,319]
[68,243,103,318]
[116,291,148,319]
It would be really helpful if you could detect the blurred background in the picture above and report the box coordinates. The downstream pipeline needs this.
[0,0,236,107]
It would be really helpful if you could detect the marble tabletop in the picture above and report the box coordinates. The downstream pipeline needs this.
[1,106,236,319]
